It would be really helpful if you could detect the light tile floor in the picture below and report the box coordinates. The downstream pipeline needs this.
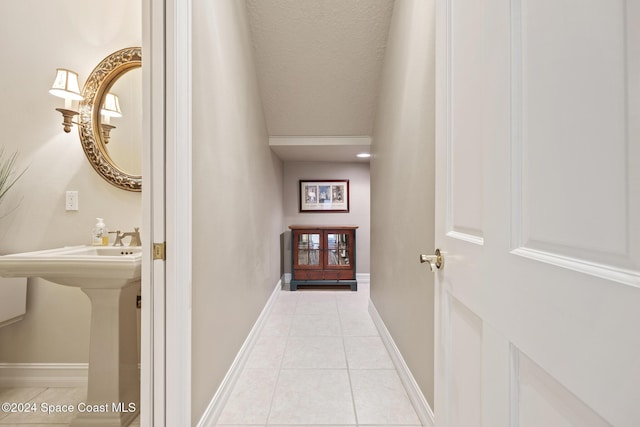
[0,283,421,427]
[0,386,140,426]
[216,282,422,426]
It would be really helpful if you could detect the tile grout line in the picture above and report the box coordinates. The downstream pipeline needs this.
[263,291,299,427]
[337,293,360,427]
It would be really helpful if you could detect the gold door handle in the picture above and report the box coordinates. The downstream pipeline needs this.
[419,249,444,272]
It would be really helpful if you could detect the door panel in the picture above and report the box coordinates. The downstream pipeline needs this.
[512,0,637,274]
[294,232,322,269]
[435,1,487,423]
[448,0,484,242]
[435,1,640,426]
[516,350,613,427]
[325,231,354,269]
[447,295,482,427]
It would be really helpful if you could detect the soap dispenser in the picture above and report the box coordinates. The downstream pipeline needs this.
[92,218,108,246]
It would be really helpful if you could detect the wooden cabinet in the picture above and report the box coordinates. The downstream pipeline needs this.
[289,226,358,291]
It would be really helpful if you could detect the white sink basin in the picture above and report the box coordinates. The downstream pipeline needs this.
[0,245,142,426]
[0,245,141,288]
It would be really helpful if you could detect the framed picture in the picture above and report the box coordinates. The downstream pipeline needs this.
[299,179,350,213]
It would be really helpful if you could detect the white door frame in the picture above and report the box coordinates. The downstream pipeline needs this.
[142,0,192,424]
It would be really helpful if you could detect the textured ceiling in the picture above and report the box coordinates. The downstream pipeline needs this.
[246,0,395,137]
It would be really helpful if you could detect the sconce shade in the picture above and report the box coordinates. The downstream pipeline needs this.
[101,93,122,118]
[49,68,83,101]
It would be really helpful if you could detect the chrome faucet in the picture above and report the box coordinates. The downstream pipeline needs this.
[111,228,141,246]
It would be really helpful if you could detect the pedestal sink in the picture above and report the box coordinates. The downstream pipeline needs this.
[0,245,141,427]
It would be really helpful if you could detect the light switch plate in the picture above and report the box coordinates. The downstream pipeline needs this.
[65,191,79,211]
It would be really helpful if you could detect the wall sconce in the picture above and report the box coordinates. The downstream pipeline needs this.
[49,68,83,133]
[100,93,122,144]
[50,68,124,140]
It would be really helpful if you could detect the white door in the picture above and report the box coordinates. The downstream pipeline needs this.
[434,1,640,426]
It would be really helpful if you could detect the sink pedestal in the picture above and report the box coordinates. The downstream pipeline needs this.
[70,281,140,427]
[0,245,142,426]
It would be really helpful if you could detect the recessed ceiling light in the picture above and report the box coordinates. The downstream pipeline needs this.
[357,153,371,158]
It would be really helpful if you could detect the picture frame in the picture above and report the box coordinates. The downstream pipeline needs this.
[299,179,350,213]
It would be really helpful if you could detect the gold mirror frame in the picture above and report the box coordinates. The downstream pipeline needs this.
[79,47,142,192]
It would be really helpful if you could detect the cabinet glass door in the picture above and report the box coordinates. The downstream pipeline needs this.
[297,232,321,267]
[326,232,351,266]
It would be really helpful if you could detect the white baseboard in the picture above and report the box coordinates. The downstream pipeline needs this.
[0,315,25,328]
[196,280,283,427]
[369,301,435,427]
[356,273,370,283]
[0,363,88,388]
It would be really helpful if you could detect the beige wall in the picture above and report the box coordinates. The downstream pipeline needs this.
[0,0,142,362]
[370,0,436,407]
[283,162,370,274]
[191,0,284,421]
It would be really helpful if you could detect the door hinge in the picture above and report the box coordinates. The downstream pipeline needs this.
[153,242,166,260]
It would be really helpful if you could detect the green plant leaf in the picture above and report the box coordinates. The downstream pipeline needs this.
[0,148,27,205]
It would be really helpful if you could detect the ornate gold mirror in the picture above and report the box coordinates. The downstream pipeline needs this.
[79,47,142,191]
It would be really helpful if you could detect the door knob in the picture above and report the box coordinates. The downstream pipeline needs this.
[419,249,444,272]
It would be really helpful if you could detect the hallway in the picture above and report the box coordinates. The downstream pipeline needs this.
[215,282,422,426]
